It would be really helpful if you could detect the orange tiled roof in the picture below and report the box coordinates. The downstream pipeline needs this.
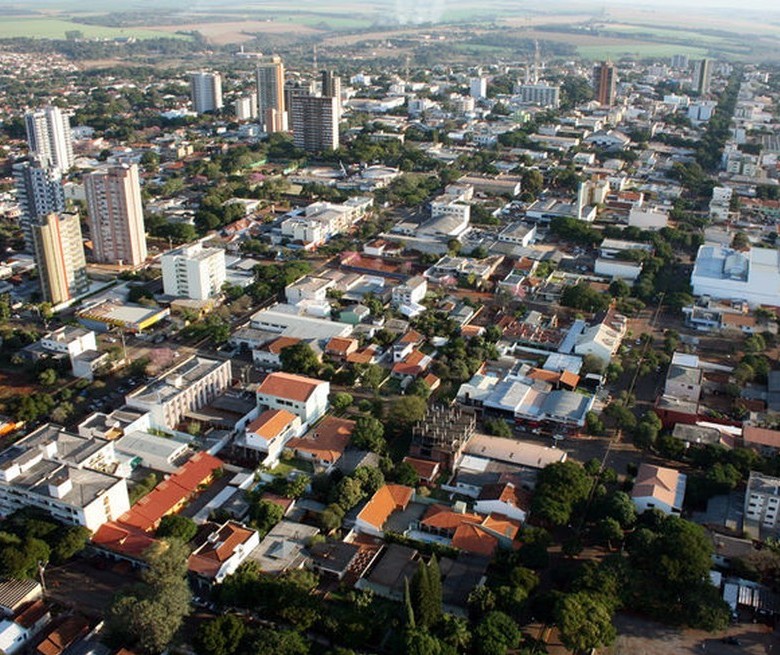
[743,425,780,448]
[267,336,302,355]
[559,370,580,388]
[478,482,531,512]
[188,521,256,578]
[347,344,379,364]
[35,617,89,655]
[287,415,354,464]
[246,409,298,442]
[527,368,560,383]
[451,523,499,557]
[398,329,423,345]
[392,349,430,376]
[356,484,414,530]
[257,372,325,403]
[422,373,440,390]
[91,521,157,558]
[326,337,359,356]
[631,464,683,508]
[402,456,440,481]
[722,313,757,327]
[420,504,483,531]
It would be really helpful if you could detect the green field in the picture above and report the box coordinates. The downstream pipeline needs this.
[577,43,710,60]
[0,17,188,40]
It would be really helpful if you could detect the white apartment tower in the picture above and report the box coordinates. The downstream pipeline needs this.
[235,94,258,121]
[470,77,487,99]
[33,212,89,305]
[13,159,65,253]
[693,59,713,95]
[190,71,224,114]
[24,106,74,172]
[84,164,148,267]
[161,242,226,300]
[291,95,339,153]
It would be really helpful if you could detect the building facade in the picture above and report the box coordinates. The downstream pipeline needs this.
[256,56,286,132]
[161,242,226,300]
[291,95,339,153]
[593,62,617,106]
[33,213,88,305]
[85,164,147,267]
[13,159,65,253]
[24,106,74,172]
[189,71,224,114]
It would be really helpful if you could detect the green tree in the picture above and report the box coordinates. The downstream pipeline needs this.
[38,368,58,387]
[156,515,197,542]
[473,611,521,655]
[357,363,384,391]
[279,343,320,377]
[555,592,616,653]
[531,461,592,526]
[248,499,284,537]
[393,461,420,487]
[484,418,512,438]
[351,416,386,452]
[410,557,442,628]
[0,537,50,578]
[193,615,245,655]
[247,628,309,655]
[332,392,353,413]
[50,525,90,563]
[389,396,428,429]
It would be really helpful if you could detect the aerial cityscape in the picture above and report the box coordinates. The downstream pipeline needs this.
[0,0,778,654]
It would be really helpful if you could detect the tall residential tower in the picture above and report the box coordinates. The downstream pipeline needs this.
[33,212,89,305]
[84,164,147,267]
[13,159,65,253]
[189,71,224,114]
[290,95,339,153]
[256,56,286,133]
[24,106,74,172]
[593,61,617,106]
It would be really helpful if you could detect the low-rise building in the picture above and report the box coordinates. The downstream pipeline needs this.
[744,472,780,539]
[631,463,687,516]
[161,242,226,300]
[354,484,414,537]
[188,521,260,588]
[691,245,780,307]
[243,409,301,467]
[255,372,330,428]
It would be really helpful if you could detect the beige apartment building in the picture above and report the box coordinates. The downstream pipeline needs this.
[34,212,89,305]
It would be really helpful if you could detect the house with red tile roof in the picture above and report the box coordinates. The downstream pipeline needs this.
[743,425,780,454]
[286,415,354,471]
[402,456,441,484]
[35,616,89,655]
[252,336,303,371]
[473,482,531,523]
[355,485,414,537]
[244,409,301,467]
[256,372,330,427]
[346,344,382,365]
[391,349,432,379]
[325,337,359,361]
[631,463,687,516]
[416,504,521,557]
[188,521,260,588]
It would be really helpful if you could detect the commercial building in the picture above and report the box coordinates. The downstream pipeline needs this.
[693,58,713,95]
[516,83,560,108]
[256,56,286,132]
[249,304,353,341]
[291,95,339,153]
[24,106,74,172]
[77,300,170,333]
[189,71,223,114]
[33,212,89,305]
[161,242,226,300]
[84,164,147,267]
[13,159,65,253]
[392,276,427,317]
[469,77,487,99]
[0,424,130,532]
[126,356,232,430]
[691,245,780,307]
[593,61,617,106]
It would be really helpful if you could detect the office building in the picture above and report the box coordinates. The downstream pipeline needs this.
[24,106,74,172]
[693,58,713,95]
[691,245,780,307]
[235,94,258,121]
[256,56,286,132]
[33,212,89,305]
[13,159,65,253]
[161,242,226,300]
[291,95,339,153]
[0,424,130,532]
[126,356,232,429]
[593,62,617,106]
[516,83,560,108]
[469,77,487,99]
[84,164,147,267]
[189,71,223,114]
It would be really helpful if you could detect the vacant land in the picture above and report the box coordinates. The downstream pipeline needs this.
[152,20,323,44]
[0,17,188,40]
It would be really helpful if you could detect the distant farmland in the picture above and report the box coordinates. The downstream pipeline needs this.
[0,17,189,40]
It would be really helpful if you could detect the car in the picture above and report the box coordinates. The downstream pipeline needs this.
[721,636,741,645]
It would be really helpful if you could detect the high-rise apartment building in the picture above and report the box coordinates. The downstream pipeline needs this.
[33,212,89,305]
[13,159,65,253]
[290,95,339,153]
[321,70,342,118]
[84,164,147,267]
[235,94,258,121]
[24,106,74,172]
[189,71,224,114]
[593,62,617,106]
[671,54,690,69]
[693,59,713,95]
[470,77,487,99]
[256,56,286,132]
[161,242,226,300]
[284,78,316,119]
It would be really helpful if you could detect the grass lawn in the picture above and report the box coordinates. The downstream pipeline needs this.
[0,18,188,40]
